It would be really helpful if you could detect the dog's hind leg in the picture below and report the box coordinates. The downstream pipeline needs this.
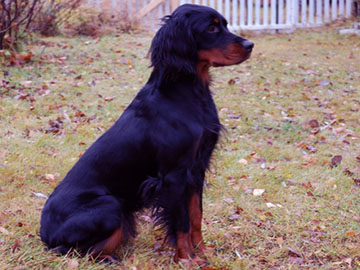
[41,193,136,261]
[89,227,123,263]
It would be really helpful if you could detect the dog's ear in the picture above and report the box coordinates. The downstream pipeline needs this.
[149,14,197,75]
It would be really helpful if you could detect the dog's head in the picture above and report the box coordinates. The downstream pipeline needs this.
[150,4,253,78]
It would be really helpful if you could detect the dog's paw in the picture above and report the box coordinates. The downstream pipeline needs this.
[94,254,121,265]
[198,245,214,255]
[178,256,209,268]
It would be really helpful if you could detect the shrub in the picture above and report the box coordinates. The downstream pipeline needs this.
[32,0,82,36]
[64,6,138,37]
[0,0,41,50]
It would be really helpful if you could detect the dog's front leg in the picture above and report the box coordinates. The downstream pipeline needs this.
[160,170,205,265]
[189,193,205,251]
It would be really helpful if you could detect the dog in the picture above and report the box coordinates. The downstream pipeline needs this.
[40,4,253,264]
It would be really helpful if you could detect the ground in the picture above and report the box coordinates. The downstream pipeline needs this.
[0,21,360,269]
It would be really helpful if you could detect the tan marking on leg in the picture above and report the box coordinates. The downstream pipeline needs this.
[174,231,194,262]
[90,227,122,256]
[189,194,206,251]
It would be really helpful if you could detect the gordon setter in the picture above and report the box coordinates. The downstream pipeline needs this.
[40,4,253,264]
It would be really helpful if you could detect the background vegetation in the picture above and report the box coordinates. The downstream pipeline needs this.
[0,16,359,269]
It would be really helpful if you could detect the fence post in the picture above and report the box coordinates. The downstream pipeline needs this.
[209,0,215,8]
[309,0,314,24]
[324,0,330,22]
[264,0,269,25]
[170,0,180,7]
[291,0,298,26]
[225,0,230,22]
[217,0,223,15]
[286,0,291,25]
[271,0,276,25]
[301,0,306,24]
[345,0,352,17]
[247,0,253,25]
[255,0,260,25]
[316,0,323,24]
[331,0,337,20]
[279,0,284,24]
[233,0,238,27]
[239,0,245,26]
[339,0,345,17]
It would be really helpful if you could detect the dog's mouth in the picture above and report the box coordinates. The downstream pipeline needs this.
[212,52,252,67]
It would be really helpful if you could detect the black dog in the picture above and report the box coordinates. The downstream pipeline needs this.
[40,4,253,264]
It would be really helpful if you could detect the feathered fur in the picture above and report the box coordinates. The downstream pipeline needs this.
[40,4,253,263]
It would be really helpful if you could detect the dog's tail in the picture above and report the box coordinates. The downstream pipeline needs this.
[140,176,163,208]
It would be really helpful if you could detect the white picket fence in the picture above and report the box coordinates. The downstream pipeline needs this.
[180,0,353,30]
[91,0,354,30]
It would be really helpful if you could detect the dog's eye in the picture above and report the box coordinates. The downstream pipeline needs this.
[207,25,219,33]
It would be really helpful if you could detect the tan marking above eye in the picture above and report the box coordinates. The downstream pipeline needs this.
[214,18,219,23]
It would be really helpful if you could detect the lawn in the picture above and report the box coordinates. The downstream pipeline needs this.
[0,21,359,269]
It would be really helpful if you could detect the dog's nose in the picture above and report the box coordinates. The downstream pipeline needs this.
[242,40,254,52]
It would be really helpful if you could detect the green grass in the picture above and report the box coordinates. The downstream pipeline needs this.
[1,22,360,269]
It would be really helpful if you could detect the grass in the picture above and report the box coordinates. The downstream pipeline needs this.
[1,21,360,269]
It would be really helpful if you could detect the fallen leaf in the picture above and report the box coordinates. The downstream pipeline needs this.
[253,189,265,196]
[228,214,241,221]
[344,258,352,266]
[310,127,320,134]
[223,198,234,204]
[244,187,252,194]
[301,181,313,189]
[319,80,330,86]
[266,202,276,208]
[289,256,306,264]
[306,145,317,153]
[12,239,20,253]
[45,174,55,181]
[32,192,48,199]
[20,80,32,86]
[276,237,284,244]
[287,247,302,257]
[0,227,10,235]
[67,258,79,269]
[238,158,248,165]
[104,97,115,101]
[309,119,319,128]
[228,79,236,85]
[343,168,354,176]
[235,249,242,259]
[330,155,342,168]
[353,178,360,186]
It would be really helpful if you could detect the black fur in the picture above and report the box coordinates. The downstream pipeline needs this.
[40,4,253,259]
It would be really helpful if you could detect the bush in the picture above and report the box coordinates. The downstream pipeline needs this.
[64,6,138,37]
[33,0,82,36]
[0,0,42,50]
